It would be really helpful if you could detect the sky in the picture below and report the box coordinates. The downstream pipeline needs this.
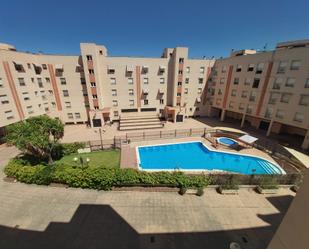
[0,0,309,58]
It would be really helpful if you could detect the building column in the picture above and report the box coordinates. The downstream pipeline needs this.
[240,113,246,128]
[301,130,309,150]
[266,120,274,136]
[220,109,226,121]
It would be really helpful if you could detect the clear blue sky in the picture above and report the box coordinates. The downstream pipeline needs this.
[1,0,308,58]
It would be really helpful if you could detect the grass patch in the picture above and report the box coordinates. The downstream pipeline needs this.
[56,150,120,168]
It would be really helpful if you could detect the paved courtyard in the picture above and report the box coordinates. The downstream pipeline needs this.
[0,146,295,249]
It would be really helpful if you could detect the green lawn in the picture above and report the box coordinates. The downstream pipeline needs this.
[56,150,120,168]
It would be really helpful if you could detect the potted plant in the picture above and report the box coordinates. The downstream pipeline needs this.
[256,176,279,194]
[178,186,187,195]
[218,175,239,195]
[196,187,204,196]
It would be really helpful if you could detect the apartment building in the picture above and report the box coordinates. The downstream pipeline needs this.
[207,40,309,150]
[0,40,308,149]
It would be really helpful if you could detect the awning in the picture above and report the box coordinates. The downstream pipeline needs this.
[214,127,248,135]
[159,65,166,71]
[196,97,201,103]
[126,65,134,72]
[55,64,63,70]
[238,134,258,144]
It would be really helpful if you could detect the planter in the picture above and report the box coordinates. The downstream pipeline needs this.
[256,186,279,194]
[186,188,198,195]
[217,186,238,195]
[290,185,299,193]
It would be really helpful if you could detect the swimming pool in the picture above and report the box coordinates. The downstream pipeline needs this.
[217,137,238,146]
[137,142,285,175]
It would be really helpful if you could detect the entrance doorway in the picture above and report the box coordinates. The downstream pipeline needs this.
[259,121,270,131]
[176,114,183,122]
[92,119,102,127]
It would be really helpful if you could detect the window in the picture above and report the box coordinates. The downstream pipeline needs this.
[186,67,190,73]
[222,65,227,73]
[88,69,94,74]
[273,78,283,90]
[0,78,3,87]
[269,92,280,104]
[144,99,149,105]
[45,77,50,83]
[90,82,96,87]
[83,91,88,97]
[179,58,184,63]
[5,110,14,120]
[178,70,183,75]
[276,109,284,119]
[233,78,239,85]
[81,78,86,85]
[22,92,30,101]
[129,100,134,106]
[63,90,69,97]
[231,89,237,97]
[0,94,9,104]
[128,89,134,96]
[92,94,98,99]
[31,78,35,83]
[200,67,205,74]
[220,78,225,84]
[35,66,42,75]
[249,91,257,102]
[305,79,309,88]
[51,102,56,108]
[256,63,264,74]
[128,78,133,85]
[246,105,253,114]
[160,78,165,84]
[236,65,242,72]
[26,106,34,114]
[75,113,81,119]
[247,64,254,72]
[196,107,200,111]
[178,82,182,86]
[265,107,273,118]
[143,78,149,84]
[177,93,181,97]
[27,63,31,69]
[241,91,248,98]
[42,64,47,70]
[67,113,73,119]
[299,95,309,106]
[280,93,291,103]
[184,88,188,94]
[110,78,116,85]
[277,61,287,73]
[60,77,66,85]
[65,102,71,108]
[198,88,202,94]
[294,112,304,122]
[107,67,115,74]
[86,55,92,61]
[114,111,119,117]
[18,78,25,86]
[285,78,295,87]
[38,78,43,88]
[14,63,24,72]
[185,78,189,84]
[216,99,222,106]
[239,103,245,111]
[252,78,260,88]
[198,78,203,84]
[290,60,301,70]
[112,89,117,96]
[218,89,222,95]
[160,99,164,104]
[99,50,103,55]
[229,101,234,109]
[112,100,118,107]
[244,78,251,86]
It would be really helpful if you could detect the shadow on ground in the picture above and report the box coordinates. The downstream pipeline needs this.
[0,195,294,249]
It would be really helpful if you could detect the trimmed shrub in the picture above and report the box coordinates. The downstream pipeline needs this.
[4,159,211,191]
[258,176,279,189]
[179,187,187,195]
[221,175,239,190]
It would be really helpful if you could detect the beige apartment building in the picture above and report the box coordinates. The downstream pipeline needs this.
[0,40,308,149]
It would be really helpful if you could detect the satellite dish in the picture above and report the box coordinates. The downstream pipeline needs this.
[230,242,242,249]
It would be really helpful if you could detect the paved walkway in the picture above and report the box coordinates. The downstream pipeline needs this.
[0,146,295,249]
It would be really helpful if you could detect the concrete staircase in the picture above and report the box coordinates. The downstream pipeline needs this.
[119,114,164,131]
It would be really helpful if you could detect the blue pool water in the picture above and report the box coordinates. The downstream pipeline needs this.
[138,142,284,175]
[217,137,238,146]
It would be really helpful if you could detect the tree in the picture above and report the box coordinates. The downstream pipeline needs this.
[6,115,64,164]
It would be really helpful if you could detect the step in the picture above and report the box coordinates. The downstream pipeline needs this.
[119,124,164,131]
[120,118,160,124]
[120,115,159,121]
[258,161,272,174]
[120,121,163,127]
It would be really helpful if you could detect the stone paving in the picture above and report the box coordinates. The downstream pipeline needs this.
[0,145,295,249]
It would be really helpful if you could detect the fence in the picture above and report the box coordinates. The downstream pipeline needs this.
[86,127,305,174]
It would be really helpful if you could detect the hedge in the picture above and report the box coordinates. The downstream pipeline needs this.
[4,159,211,190]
